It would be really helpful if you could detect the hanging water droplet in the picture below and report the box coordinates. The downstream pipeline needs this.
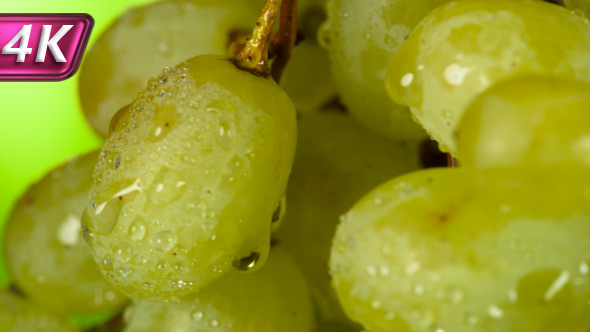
[233,252,260,271]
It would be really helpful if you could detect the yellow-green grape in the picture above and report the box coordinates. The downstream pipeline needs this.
[0,288,79,332]
[123,248,314,332]
[3,151,127,316]
[386,0,590,155]
[314,320,361,332]
[79,0,263,138]
[281,0,337,112]
[330,168,590,332]
[322,0,447,140]
[275,109,420,323]
[563,0,590,17]
[456,76,590,175]
[82,55,297,300]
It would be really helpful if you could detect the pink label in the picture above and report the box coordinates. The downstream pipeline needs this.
[0,14,93,81]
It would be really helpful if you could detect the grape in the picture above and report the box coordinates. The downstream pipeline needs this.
[275,108,420,323]
[280,0,337,112]
[123,247,314,332]
[563,0,590,17]
[82,55,297,300]
[3,151,127,316]
[79,0,263,138]
[0,288,79,332]
[322,0,446,140]
[386,0,590,154]
[330,168,590,332]
[456,76,590,174]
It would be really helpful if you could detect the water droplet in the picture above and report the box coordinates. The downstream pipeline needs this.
[153,231,177,252]
[157,260,169,271]
[116,266,132,277]
[104,151,121,170]
[444,64,471,86]
[174,263,185,273]
[115,243,133,262]
[208,319,219,327]
[128,218,147,241]
[148,168,185,205]
[233,252,260,271]
[148,105,177,142]
[102,256,114,271]
[192,310,203,321]
[91,179,142,235]
[81,211,94,243]
[271,196,286,232]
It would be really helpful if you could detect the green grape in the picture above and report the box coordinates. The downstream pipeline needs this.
[3,151,127,316]
[563,0,590,17]
[79,0,263,138]
[0,288,79,332]
[280,0,337,112]
[123,247,314,332]
[314,320,361,332]
[456,76,590,175]
[275,109,420,323]
[82,54,297,300]
[330,168,590,332]
[322,0,447,140]
[386,0,590,155]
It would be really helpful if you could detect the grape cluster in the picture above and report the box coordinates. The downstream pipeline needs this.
[2,0,590,331]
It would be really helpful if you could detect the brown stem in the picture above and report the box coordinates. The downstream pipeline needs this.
[270,0,297,83]
[447,153,457,168]
[233,0,282,77]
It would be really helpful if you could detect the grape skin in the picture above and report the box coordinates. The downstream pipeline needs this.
[386,0,590,155]
[323,0,448,140]
[3,151,127,316]
[275,109,420,324]
[79,0,334,138]
[456,76,590,173]
[563,0,590,17]
[0,288,80,332]
[123,248,315,332]
[280,0,337,113]
[83,55,297,300]
[331,168,590,332]
[79,0,263,138]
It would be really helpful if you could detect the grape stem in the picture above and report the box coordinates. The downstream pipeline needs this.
[233,0,282,77]
[447,154,457,168]
[270,0,298,83]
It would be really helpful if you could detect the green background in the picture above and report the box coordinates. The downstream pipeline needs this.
[0,0,154,287]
